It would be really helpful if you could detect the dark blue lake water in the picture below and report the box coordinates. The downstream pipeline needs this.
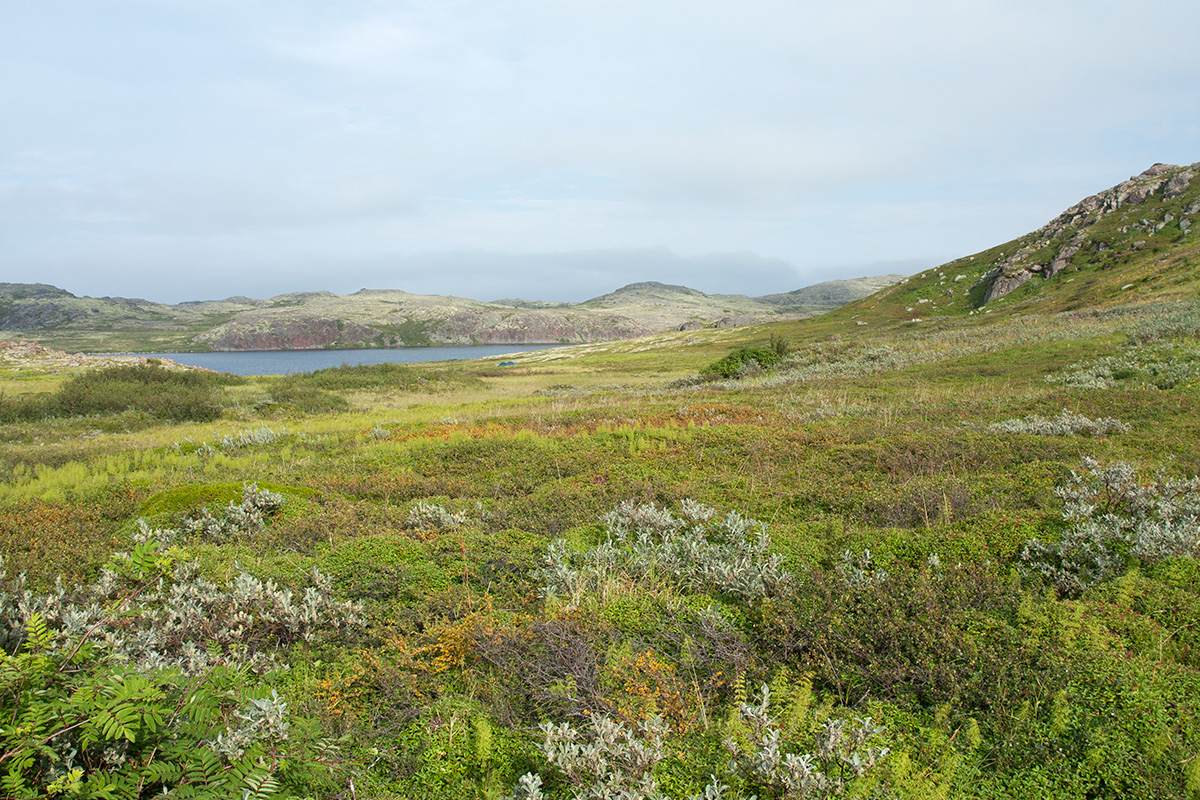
[124,344,561,376]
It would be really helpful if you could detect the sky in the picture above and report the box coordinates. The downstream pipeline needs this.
[2,1,1199,305]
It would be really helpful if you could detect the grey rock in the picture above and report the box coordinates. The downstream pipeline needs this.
[1165,170,1194,199]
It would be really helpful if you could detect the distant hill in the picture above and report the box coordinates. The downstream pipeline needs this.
[0,277,897,353]
[756,275,908,312]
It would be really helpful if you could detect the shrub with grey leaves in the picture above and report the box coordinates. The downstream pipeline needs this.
[510,714,671,800]
[1020,456,1200,595]
[538,500,791,607]
[989,409,1130,437]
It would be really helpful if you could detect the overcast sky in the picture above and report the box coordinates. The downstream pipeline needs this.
[2,1,1198,304]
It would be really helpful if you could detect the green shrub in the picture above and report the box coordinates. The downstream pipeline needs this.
[268,362,483,404]
[0,363,242,423]
[263,383,349,414]
[701,347,784,379]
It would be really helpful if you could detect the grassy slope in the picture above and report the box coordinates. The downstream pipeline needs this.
[2,169,1199,798]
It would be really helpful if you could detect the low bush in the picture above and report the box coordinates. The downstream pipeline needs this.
[179,482,286,540]
[539,500,791,605]
[989,409,1130,437]
[0,363,241,423]
[701,347,784,379]
[1046,344,1200,390]
[511,714,671,800]
[269,362,483,399]
[0,531,361,798]
[1020,457,1200,596]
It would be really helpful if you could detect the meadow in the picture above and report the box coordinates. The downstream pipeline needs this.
[2,286,1199,799]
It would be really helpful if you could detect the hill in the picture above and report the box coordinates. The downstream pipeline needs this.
[0,276,896,353]
[831,162,1199,331]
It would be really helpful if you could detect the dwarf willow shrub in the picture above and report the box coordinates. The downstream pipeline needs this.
[510,688,891,800]
[701,347,784,379]
[180,481,285,540]
[0,531,359,798]
[836,549,889,590]
[511,714,671,800]
[989,409,1130,437]
[0,526,363,675]
[1046,344,1200,389]
[1020,457,1200,596]
[407,500,470,531]
[538,500,790,606]
[218,425,286,451]
[714,685,890,800]
[1127,300,1200,343]
[0,630,319,799]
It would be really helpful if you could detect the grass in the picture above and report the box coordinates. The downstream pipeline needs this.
[3,285,1200,797]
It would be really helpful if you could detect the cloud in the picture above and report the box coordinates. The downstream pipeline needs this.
[3,0,1199,308]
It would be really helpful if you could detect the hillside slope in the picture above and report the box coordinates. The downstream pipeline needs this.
[814,162,1200,335]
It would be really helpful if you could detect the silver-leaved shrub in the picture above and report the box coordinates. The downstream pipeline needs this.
[1020,456,1200,595]
[538,500,791,607]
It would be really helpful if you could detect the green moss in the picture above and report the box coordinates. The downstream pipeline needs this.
[138,481,318,517]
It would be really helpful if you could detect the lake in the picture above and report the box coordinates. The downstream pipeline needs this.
[124,344,562,376]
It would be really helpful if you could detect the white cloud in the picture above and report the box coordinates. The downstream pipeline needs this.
[2,0,1199,305]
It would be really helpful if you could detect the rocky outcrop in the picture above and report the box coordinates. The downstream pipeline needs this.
[980,162,1199,303]
[0,340,199,372]
[197,317,381,351]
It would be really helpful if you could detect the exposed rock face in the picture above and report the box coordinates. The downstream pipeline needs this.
[197,317,379,351]
[980,162,1199,303]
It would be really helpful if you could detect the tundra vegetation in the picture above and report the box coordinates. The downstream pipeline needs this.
[2,175,1200,795]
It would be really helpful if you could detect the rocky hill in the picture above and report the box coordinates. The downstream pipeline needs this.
[0,277,896,353]
[830,162,1200,328]
[979,162,1198,303]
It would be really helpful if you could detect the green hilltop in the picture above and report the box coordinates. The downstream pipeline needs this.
[1,162,1199,799]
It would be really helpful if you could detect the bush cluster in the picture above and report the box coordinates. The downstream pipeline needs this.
[179,482,286,540]
[1127,300,1200,343]
[721,685,889,800]
[510,685,890,800]
[701,347,784,379]
[0,523,362,797]
[1,532,362,675]
[1046,344,1200,389]
[263,363,484,414]
[0,362,241,423]
[407,500,470,531]
[511,714,671,800]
